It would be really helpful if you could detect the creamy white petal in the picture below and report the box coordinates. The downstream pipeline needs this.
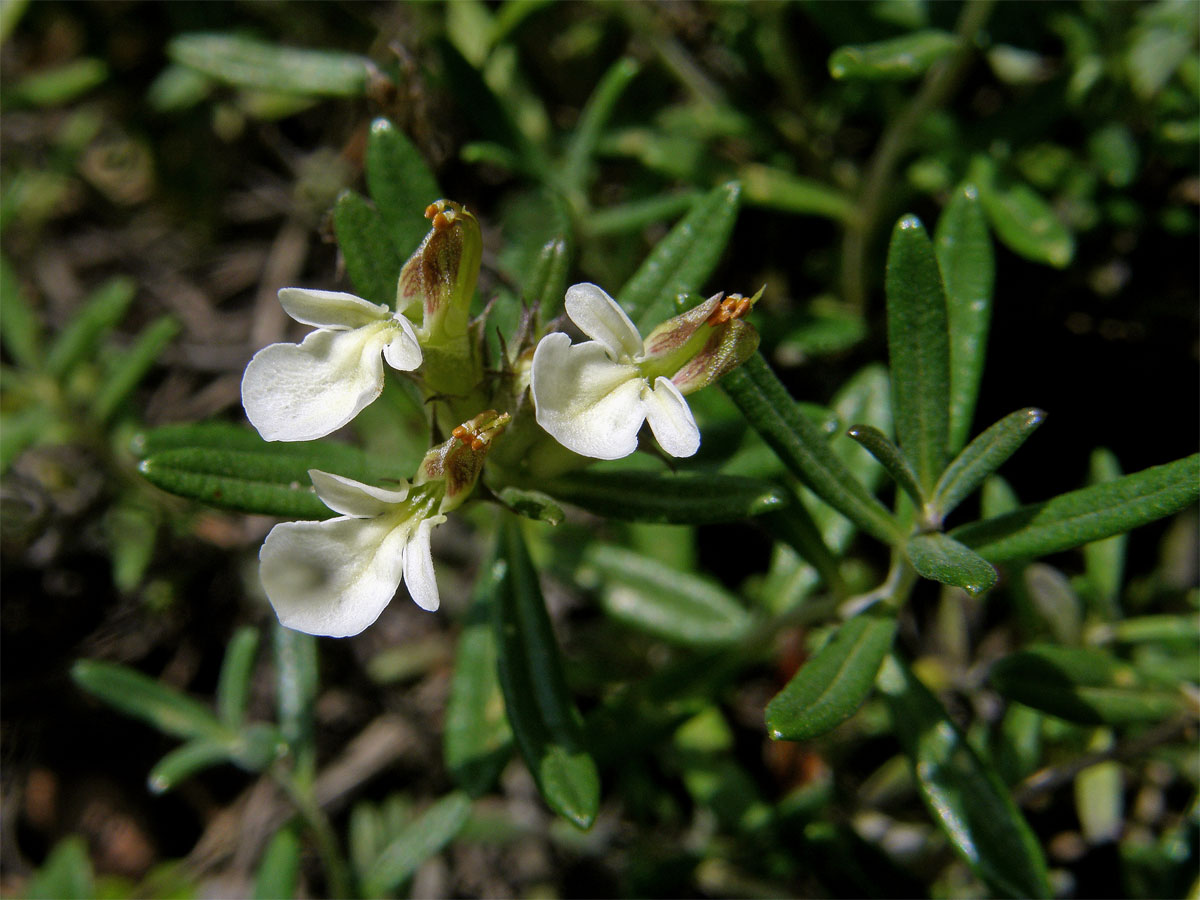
[564,283,643,361]
[532,333,645,459]
[403,515,445,611]
[643,376,700,457]
[277,288,391,330]
[242,325,391,442]
[309,469,409,518]
[260,514,410,637]
[381,315,422,371]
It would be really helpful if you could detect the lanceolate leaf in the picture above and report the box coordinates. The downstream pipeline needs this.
[147,739,234,794]
[932,407,1046,521]
[989,645,1187,725]
[766,613,897,741]
[724,354,901,544]
[216,627,260,729]
[563,57,640,197]
[906,532,998,596]
[168,33,372,96]
[619,181,742,330]
[543,469,788,524]
[365,119,441,260]
[93,315,180,423]
[935,184,994,453]
[524,237,572,323]
[829,30,959,80]
[253,827,302,900]
[71,660,225,743]
[333,190,403,308]
[951,454,1200,562]
[885,215,951,495]
[1083,448,1126,615]
[876,654,1051,899]
[491,519,600,828]
[362,793,472,897]
[968,155,1073,268]
[45,276,136,379]
[586,545,752,646]
[0,254,42,368]
[846,424,925,509]
[445,570,513,797]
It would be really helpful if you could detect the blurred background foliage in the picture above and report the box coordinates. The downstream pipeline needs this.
[1,1,1197,898]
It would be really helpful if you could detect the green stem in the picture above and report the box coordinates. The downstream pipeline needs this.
[272,766,354,899]
[840,0,997,313]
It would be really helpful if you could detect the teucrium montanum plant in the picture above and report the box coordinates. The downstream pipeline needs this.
[240,199,764,637]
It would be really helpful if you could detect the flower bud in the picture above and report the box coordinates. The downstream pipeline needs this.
[417,409,512,510]
[397,200,482,348]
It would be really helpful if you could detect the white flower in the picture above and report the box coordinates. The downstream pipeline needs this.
[531,283,700,459]
[259,470,445,637]
[241,288,422,442]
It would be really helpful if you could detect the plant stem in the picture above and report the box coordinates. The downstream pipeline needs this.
[840,0,996,313]
[272,766,354,899]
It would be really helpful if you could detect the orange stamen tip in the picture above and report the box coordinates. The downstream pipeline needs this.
[432,211,451,230]
[424,202,440,219]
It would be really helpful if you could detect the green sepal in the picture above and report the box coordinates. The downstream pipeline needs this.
[766,612,897,741]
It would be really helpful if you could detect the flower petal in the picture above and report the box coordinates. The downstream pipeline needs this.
[381,314,422,372]
[241,325,390,441]
[532,332,645,459]
[564,283,643,361]
[402,514,446,611]
[643,376,700,457]
[309,469,409,518]
[260,515,410,637]
[277,288,391,330]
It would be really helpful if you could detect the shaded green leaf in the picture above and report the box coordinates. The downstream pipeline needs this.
[932,407,1046,521]
[989,645,1187,725]
[766,613,897,741]
[217,626,260,729]
[363,793,472,897]
[739,163,854,222]
[543,469,787,524]
[618,181,741,330]
[273,623,317,757]
[93,315,180,423]
[877,654,1051,898]
[147,739,234,794]
[951,454,1200,562]
[45,276,136,379]
[445,570,513,797]
[829,30,959,80]
[761,503,845,597]
[1083,448,1126,615]
[564,57,640,196]
[907,533,998,596]
[333,190,402,308]
[585,544,752,646]
[935,184,994,453]
[723,354,900,544]
[523,236,571,323]
[846,423,925,508]
[146,64,213,112]
[365,118,441,259]
[491,519,599,828]
[0,254,42,368]
[969,155,1073,268]
[497,486,564,525]
[168,33,372,96]
[585,191,701,237]
[886,214,950,495]
[24,836,93,900]
[6,57,108,107]
[253,826,302,900]
[72,659,224,742]
[1023,562,1083,644]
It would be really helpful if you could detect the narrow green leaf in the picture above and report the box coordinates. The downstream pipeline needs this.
[951,454,1200,562]
[365,119,441,259]
[24,836,93,900]
[828,29,959,80]
[1110,614,1200,645]
[45,276,136,379]
[333,190,402,308]
[93,315,180,423]
[253,826,302,900]
[935,183,994,453]
[543,469,787,524]
[877,654,1051,899]
[491,520,599,828]
[523,237,571,322]
[1083,448,1126,615]
[445,569,513,796]
[273,623,317,757]
[146,64,213,112]
[761,503,846,597]
[724,354,901,544]
[739,163,855,222]
[168,33,372,96]
[886,215,950,495]
[766,613,897,741]
[217,627,260,729]
[846,424,925,509]
[105,500,157,592]
[969,155,1074,268]
[563,57,640,196]
[618,181,741,330]
[0,254,43,368]
[363,793,472,897]
[147,739,234,794]
[71,659,224,742]
[1024,562,1083,644]
[989,645,1187,725]
[1075,732,1122,843]
[496,486,564,525]
[585,191,701,237]
[585,545,752,646]
[6,57,108,107]
[932,407,1046,521]
[907,533,999,596]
